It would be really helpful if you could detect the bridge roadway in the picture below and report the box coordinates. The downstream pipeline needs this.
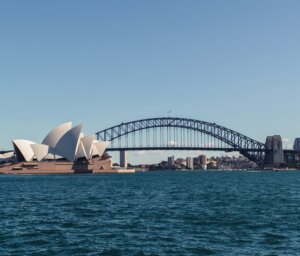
[106,147,266,152]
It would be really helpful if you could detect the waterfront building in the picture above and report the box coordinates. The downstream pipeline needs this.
[199,155,207,170]
[0,122,127,174]
[168,156,175,167]
[12,122,110,162]
[207,160,218,169]
[186,157,194,170]
[120,150,128,167]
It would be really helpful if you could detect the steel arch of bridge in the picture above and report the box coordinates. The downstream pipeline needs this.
[96,117,266,165]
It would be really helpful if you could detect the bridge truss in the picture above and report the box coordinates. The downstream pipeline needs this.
[96,117,266,165]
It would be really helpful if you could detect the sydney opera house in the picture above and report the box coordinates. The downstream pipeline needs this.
[0,122,129,174]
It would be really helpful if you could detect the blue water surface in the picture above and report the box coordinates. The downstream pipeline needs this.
[0,171,300,256]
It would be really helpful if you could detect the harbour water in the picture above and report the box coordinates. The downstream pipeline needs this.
[0,171,300,255]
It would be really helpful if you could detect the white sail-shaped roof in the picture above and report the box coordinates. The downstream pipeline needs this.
[93,141,110,157]
[55,124,82,161]
[12,140,36,162]
[91,144,100,157]
[81,135,96,160]
[10,122,109,163]
[76,142,86,160]
[31,144,50,161]
[42,122,72,149]
[0,152,14,162]
[2,152,14,158]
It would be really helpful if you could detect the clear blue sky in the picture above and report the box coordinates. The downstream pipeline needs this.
[1,1,300,162]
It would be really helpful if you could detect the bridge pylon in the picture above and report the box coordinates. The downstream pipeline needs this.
[264,135,285,167]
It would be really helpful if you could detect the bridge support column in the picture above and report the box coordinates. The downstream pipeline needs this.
[120,150,128,168]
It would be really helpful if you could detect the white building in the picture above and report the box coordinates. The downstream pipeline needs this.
[12,122,110,162]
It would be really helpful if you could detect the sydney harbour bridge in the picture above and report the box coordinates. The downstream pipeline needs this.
[96,117,298,167]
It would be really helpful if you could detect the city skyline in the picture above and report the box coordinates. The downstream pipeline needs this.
[1,1,300,163]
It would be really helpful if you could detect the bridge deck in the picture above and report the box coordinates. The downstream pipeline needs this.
[106,147,266,152]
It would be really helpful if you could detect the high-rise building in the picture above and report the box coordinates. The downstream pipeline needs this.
[168,156,175,166]
[186,157,194,170]
[199,154,207,170]
[120,150,128,167]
